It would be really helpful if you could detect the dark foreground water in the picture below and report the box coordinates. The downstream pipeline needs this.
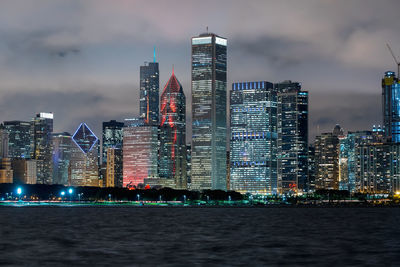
[0,207,399,266]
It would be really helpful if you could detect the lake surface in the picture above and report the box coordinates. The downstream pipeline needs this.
[0,206,399,266]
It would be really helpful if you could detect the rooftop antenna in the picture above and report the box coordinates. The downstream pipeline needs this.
[386,43,400,77]
[153,46,156,63]
[206,26,208,33]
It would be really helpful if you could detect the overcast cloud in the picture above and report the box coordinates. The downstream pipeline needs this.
[0,0,399,141]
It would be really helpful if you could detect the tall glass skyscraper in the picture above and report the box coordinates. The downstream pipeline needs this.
[140,60,159,126]
[31,112,53,184]
[3,121,31,159]
[159,71,187,189]
[382,71,400,142]
[191,33,227,190]
[276,81,308,194]
[230,81,278,195]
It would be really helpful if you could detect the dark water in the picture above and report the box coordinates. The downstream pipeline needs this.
[0,206,399,266]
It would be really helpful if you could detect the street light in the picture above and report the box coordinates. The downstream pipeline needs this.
[16,187,22,200]
[183,195,186,203]
[137,194,140,202]
[68,188,73,202]
[61,191,65,201]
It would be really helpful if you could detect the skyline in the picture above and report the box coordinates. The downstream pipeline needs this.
[0,0,399,141]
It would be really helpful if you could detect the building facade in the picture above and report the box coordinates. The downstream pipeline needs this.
[159,72,187,189]
[3,121,31,159]
[276,81,308,194]
[102,120,124,187]
[123,119,158,188]
[52,132,72,186]
[105,147,122,188]
[314,125,343,190]
[11,159,37,184]
[31,112,53,184]
[191,33,227,190]
[230,81,278,195]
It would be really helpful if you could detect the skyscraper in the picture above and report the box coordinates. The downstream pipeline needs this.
[230,81,278,195]
[52,132,73,186]
[0,125,9,158]
[31,112,53,184]
[314,125,342,190]
[123,118,158,188]
[382,71,400,142]
[191,32,227,190]
[3,121,31,159]
[102,120,124,187]
[276,81,308,194]
[70,123,99,187]
[159,71,187,189]
[140,58,159,126]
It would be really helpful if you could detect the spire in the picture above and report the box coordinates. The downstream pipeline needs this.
[153,46,156,63]
[172,64,174,75]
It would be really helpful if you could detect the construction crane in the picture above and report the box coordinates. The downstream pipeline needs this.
[387,43,400,77]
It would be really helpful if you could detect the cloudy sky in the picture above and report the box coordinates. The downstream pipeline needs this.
[0,0,399,142]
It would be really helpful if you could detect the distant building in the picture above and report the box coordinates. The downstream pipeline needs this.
[0,158,13,183]
[357,142,396,193]
[102,120,124,187]
[159,71,187,189]
[52,132,73,186]
[382,71,400,142]
[230,81,278,195]
[3,121,31,159]
[70,123,99,187]
[105,147,122,188]
[314,125,342,190]
[140,60,159,126]
[11,159,37,184]
[186,144,191,188]
[191,32,227,190]
[0,126,9,158]
[338,130,376,192]
[123,118,158,188]
[308,145,316,191]
[276,81,308,194]
[31,112,53,184]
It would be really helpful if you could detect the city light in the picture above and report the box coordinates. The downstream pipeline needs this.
[61,191,65,196]
[68,188,73,194]
[16,187,22,195]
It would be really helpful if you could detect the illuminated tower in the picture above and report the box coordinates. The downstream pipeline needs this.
[382,71,400,142]
[191,33,227,190]
[31,112,53,184]
[159,71,187,189]
[276,81,308,194]
[70,123,100,187]
[140,51,159,126]
[230,81,278,195]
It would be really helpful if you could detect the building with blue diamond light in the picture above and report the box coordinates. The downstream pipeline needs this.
[70,123,100,187]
